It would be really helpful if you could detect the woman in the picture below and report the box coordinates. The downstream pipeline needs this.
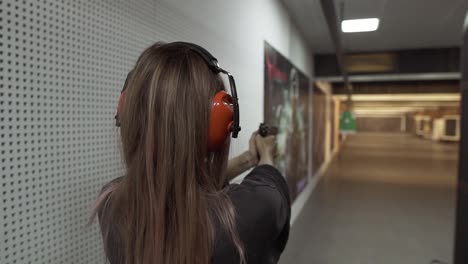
[92,42,291,264]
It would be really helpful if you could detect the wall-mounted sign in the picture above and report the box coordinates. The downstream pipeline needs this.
[340,111,357,134]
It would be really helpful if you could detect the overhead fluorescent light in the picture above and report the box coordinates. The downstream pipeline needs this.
[341,18,380,33]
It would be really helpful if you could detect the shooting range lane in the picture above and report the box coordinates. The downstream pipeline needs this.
[280,133,457,264]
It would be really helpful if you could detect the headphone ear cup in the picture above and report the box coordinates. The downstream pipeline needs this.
[208,91,234,151]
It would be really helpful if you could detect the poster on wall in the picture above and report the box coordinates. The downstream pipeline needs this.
[264,41,310,200]
[312,85,326,175]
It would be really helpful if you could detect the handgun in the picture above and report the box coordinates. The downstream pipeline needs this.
[258,123,278,137]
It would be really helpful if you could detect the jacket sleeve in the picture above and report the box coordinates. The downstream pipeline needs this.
[239,165,291,252]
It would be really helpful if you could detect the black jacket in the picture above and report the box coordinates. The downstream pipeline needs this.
[98,165,291,264]
[212,165,291,264]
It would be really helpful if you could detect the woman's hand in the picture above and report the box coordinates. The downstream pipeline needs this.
[256,134,277,166]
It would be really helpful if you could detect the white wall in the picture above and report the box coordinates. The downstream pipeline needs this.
[0,0,313,263]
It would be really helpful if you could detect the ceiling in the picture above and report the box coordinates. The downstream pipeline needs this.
[282,0,468,54]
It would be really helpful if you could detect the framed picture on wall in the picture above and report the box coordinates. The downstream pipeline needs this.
[312,84,326,175]
[263,41,311,200]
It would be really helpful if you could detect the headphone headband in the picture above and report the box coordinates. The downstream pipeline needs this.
[171,42,223,73]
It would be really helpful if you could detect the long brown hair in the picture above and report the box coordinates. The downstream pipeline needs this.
[91,42,244,264]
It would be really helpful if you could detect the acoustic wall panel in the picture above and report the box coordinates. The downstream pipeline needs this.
[0,1,171,263]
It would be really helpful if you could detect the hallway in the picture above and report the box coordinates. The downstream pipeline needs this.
[280,133,458,264]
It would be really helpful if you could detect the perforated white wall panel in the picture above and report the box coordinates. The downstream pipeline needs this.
[0,0,313,263]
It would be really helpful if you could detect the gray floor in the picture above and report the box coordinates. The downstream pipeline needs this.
[280,133,458,264]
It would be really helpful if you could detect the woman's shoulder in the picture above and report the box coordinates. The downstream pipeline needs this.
[215,165,291,263]
[227,164,291,238]
[96,177,124,220]
[236,165,289,194]
[101,176,124,193]
[228,165,290,213]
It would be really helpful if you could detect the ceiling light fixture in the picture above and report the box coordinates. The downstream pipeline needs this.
[341,18,380,33]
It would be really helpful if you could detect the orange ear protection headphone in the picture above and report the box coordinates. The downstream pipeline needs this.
[114,42,241,151]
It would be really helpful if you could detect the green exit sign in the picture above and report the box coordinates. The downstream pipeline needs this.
[340,111,357,134]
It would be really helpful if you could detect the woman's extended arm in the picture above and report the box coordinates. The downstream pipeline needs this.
[225,132,259,181]
[225,151,257,181]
